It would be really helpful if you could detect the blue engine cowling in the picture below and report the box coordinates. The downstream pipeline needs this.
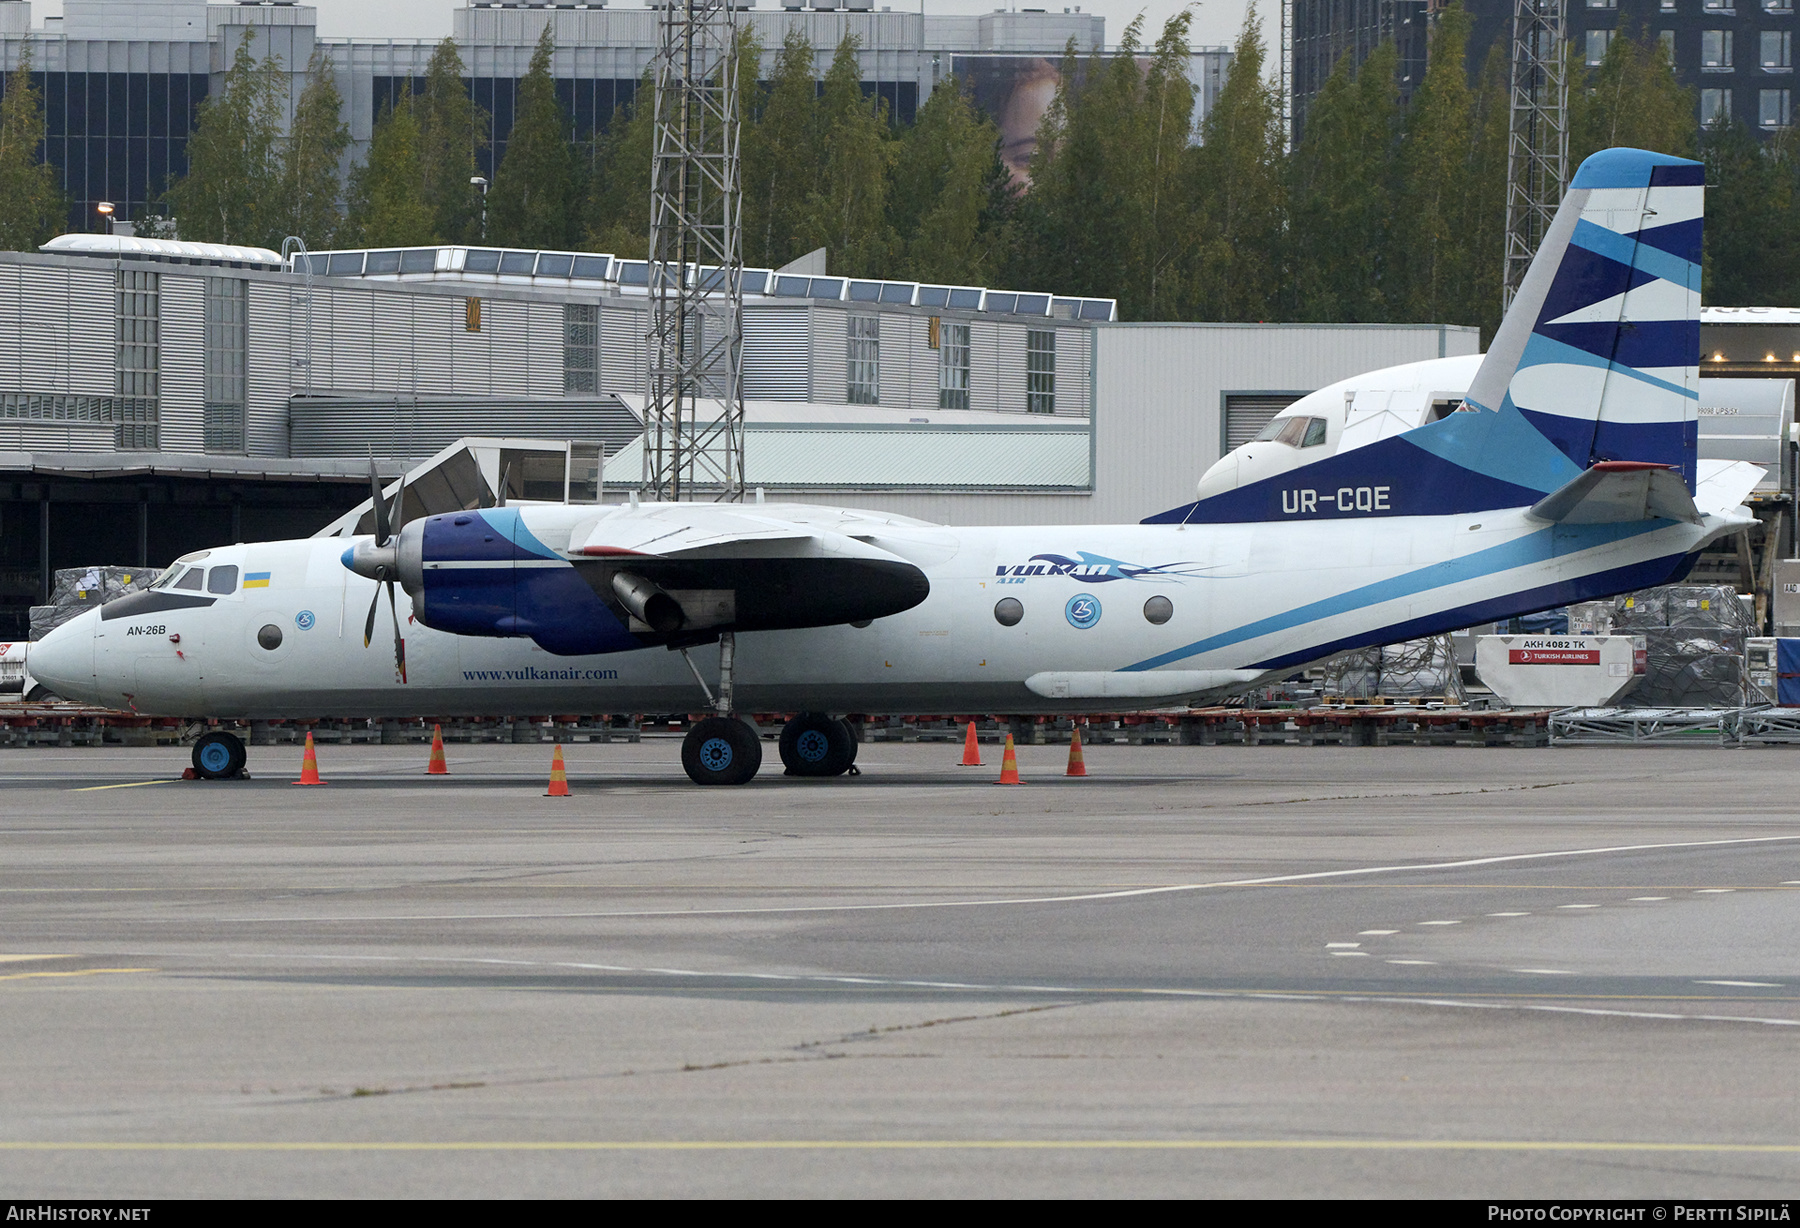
[388,508,930,657]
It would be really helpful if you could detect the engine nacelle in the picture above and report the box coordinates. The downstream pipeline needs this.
[380,509,930,657]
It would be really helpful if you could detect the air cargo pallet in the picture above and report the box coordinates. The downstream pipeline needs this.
[1176,707,1551,748]
[1549,707,1749,746]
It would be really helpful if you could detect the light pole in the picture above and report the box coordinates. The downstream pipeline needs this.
[95,201,114,234]
[470,177,489,242]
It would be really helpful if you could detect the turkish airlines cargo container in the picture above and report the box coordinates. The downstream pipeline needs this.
[1474,635,1645,708]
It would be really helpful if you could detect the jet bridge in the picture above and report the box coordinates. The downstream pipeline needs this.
[316,438,606,539]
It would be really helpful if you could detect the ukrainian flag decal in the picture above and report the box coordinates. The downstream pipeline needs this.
[244,572,271,588]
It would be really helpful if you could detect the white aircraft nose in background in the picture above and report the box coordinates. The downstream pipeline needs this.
[27,612,97,703]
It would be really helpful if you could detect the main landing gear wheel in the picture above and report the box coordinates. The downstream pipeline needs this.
[191,730,247,780]
[779,712,856,778]
[681,716,763,787]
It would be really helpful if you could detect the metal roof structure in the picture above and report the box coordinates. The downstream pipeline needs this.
[40,234,286,271]
[292,245,1119,322]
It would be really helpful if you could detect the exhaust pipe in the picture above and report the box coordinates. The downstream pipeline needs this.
[611,571,686,635]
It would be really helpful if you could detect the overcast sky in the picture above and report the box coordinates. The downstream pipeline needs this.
[38,0,1280,54]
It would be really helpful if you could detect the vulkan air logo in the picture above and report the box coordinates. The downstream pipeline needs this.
[995,552,1206,585]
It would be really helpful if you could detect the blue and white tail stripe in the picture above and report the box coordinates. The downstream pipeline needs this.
[1147,148,1704,526]
[1472,148,1703,488]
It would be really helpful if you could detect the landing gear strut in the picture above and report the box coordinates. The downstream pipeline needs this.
[678,632,764,786]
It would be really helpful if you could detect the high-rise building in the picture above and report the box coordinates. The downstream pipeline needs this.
[1288,0,1794,142]
[0,1,1231,231]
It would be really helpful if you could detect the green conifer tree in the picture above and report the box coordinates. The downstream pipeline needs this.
[1133,12,1198,319]
[342,95,435,247]
[796,35,895,277]
[488,27,580,249]
[1460,39,1512,341]
[0,47,68,250]
[165,30,286,247]
[1703,119,1800,306]
[1187,13,1287,321]
[1570,26,1696,163]
[275,46,350,250]
[417,39,488,245]
[887,75,1002,285]
[742,30,820,269]
[1287,42,1399,322]
[1391,3,1475,322]
[584,69,655,260]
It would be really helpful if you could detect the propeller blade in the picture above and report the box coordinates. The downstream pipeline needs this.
[390,473,407,536]
[362,577,381,648]
[368,457,391,545]
[386,580,408,684]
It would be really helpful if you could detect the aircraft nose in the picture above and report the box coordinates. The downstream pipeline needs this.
[27,611,96,700]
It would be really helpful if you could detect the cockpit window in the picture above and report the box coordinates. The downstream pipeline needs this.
[206,565,238,595]
[1254,416,1328,449]
[149,566,179,589]
[172,568,204,592]
[1252,417,1293,443]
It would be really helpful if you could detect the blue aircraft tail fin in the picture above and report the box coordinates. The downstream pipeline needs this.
[1147,147,1703,526]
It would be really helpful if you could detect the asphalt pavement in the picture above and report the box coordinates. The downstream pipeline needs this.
[2,737,1797,1198]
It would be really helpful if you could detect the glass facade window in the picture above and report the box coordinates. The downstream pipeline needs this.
[1702,0,1734,10]
[1587,0,1617,7]
[563,302,597,394]
[1703,29,1735,68]
[1763,30,1793,69]
[203,277,245,454]
[1587,30,1614,64]
[1702,87,1733,122]
[37,72,210,232]
[1761,88,1792,125]
[1027,329,1055,415]
[1661,29,1677,55]
[1768,0,1795,13]
[117,270,158,453]
[1662,0,1678,9]
[938,321,969,410]
[847,315,879,405]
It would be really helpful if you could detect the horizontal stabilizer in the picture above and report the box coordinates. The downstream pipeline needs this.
[1025,669,1264,701]
[1527,461,1701,525]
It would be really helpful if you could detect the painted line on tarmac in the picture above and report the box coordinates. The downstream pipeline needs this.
[216,952,1800,1028]
[0,968,155,983]
[1,1139,1798,1153]
[204,834,1800,923]
[69,780,176,792]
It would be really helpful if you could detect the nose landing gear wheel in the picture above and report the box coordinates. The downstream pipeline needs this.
[779,712,856,777]
[681,716,764,786]
[191,730,247,780]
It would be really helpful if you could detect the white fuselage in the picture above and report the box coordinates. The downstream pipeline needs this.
[29,499,1744,719]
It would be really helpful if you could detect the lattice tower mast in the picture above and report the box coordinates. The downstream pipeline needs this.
[1503,0,1568,311]
[643,0,745,502]
[1279,0,1293,150]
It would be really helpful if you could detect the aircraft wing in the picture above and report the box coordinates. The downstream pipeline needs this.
[569,505,896,562]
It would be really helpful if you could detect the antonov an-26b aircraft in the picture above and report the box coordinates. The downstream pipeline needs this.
[28,148,1763,784]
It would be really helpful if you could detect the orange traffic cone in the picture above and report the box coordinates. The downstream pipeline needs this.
[960,720,983,767]
[994,733,1023,785]
[293,731,325,786]
[1066,727,1088,777]
[426,724,449,775]
[545,744,571,797]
